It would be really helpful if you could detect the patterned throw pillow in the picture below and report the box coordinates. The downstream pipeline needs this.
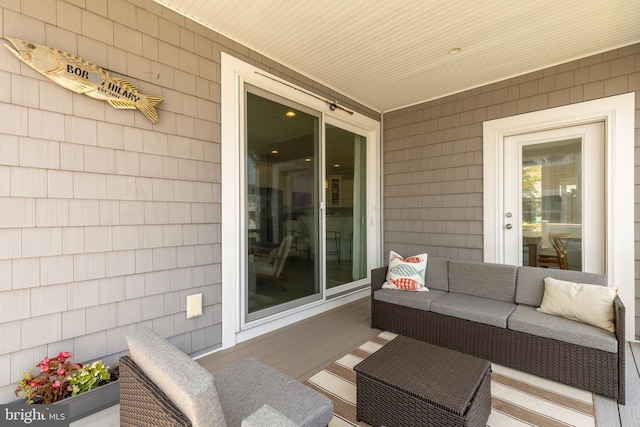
[382,250,428,291]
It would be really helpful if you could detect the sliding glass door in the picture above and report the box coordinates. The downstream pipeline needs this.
[244,86,372,321]
[222,53,381,342]
[245,87,321,321]
[325,124,367,290]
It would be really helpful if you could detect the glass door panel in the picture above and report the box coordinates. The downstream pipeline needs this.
[521,139,582,270]
[325,124,367,288]
[245,88,320,321]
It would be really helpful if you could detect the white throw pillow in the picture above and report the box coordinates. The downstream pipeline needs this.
[537,277,618,332]
[382,250,428,291]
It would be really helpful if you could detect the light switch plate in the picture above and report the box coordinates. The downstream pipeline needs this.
[186,293,203,319]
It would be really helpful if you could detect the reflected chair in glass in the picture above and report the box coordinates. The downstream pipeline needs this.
[253,235,294,290]
[287,231,310,259]
[326,231,341,263]
[285,219,310,260]
[537,233,572,270]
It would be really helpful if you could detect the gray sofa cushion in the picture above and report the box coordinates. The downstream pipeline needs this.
[127,327,227,427]
[508,305,618,353]
[216,358,334,427]
[515,266,608,307]
[242,405,297,427]
[430,292,516,328]
[425,256,449,291]
[374,288,447,311]
[448,260,517,302]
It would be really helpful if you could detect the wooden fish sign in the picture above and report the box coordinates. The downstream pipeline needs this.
[4,37,163,123]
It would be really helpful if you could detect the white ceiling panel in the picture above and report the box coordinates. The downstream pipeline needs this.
[154,0,640,112]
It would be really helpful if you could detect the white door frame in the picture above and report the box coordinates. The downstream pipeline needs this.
[483,93,635,341]
[221,53,381,348]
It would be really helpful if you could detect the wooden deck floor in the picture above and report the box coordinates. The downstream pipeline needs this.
[197,296,380,381]
[597,340,640,426]
[73,296,640,426]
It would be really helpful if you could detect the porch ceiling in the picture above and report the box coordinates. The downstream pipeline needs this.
[154,0,640,113]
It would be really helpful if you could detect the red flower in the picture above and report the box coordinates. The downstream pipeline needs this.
[57,352,72,362]
[15,351,85,404]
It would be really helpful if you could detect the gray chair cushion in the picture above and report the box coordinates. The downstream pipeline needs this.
[425,256,449,291]
[515,266,608,306]
[448,260,517,302]
[242,405,297,427]
[508,305,618,353]
[215,358,334,427]
[430,292,516,328]
[374,288,447,311]
[127,327,227,427]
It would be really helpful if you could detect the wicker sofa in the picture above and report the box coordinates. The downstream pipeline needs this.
[120,327,333,427]
[370,257,625,404]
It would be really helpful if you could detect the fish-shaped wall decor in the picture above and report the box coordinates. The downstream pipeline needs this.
[4,37,163,123]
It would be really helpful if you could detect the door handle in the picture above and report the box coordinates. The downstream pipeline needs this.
[505,224,513,229]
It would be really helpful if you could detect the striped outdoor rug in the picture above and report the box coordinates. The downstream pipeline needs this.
[305,332,596,427]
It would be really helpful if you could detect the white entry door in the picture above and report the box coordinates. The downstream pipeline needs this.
[503,122,605,273]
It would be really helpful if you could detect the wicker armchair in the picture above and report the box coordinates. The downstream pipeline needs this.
[120,328,333,427]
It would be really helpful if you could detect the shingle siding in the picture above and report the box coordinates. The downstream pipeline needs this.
[0,0,374,404]
[383,43,640,336]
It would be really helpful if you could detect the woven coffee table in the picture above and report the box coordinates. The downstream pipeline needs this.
[353,335,491,427]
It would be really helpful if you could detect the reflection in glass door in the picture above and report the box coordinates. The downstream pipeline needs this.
[245,88,321,321]
[521,139,582,270]
[325,124,367,288]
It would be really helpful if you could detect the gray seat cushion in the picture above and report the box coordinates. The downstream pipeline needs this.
[515,266,608,306]
[215,358,334,427]
[127,327,227,427]
[242,405,297,427]
[508,305,618,353]
[374,288,447,311]
[448,260,517,302]
[430,292,516,328]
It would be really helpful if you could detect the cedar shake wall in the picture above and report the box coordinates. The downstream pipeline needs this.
[382,43,640,337]
[0,0,375,403]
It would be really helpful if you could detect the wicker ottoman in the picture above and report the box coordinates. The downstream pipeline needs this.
[353,336,491,427]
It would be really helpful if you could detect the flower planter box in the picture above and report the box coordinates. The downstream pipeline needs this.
[10,380,119,423]
[57,379,119,422]
[13,351,120,423]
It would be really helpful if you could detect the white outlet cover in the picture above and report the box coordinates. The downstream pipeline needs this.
[186,293,203,319]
